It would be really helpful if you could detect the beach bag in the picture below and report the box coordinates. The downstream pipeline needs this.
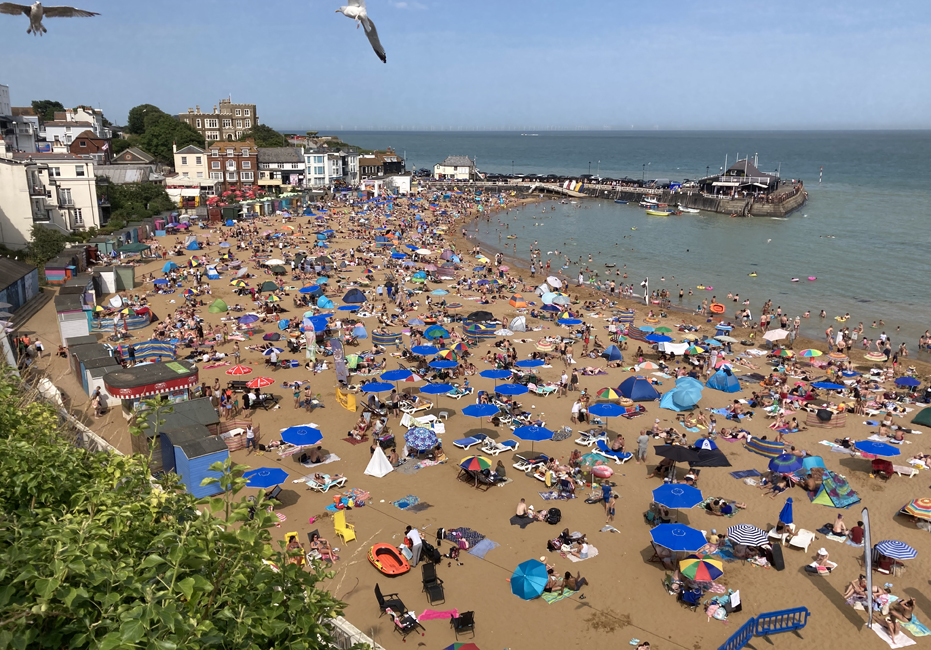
[547,538,562,552]
[458,538,470,550]
[446,546,459,560]
[436,527,446,546]
[546,508,562,525]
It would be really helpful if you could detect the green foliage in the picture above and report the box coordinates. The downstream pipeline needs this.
[306,131,318,137]
[111,136,137,156]
[138,115,205,164]
[26,225,67,265]
[0,370,346,649]
[240,124,288,148]
[30,100,64,122]
[106,182,175,222]
[126,104,164,135]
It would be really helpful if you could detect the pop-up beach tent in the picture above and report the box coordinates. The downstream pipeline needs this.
[185,240,200,251]
[509,316,527,332]
[343,288,366,303]
[912,407,931,428]
[316,296,334,309]
[365,446,393,478]
[706,366,741,393]
[795,467,861,508]
[618,376,660,401]
[208,299,228,313]
[601,345,623,362]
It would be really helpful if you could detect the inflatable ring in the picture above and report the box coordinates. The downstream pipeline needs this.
[697,285,705,289]
[808,277,817,281]
[710,303,726,314]
[706,287,714,290]
[791,278,800,282]
[835,316,847,322]
[748,273,757,277]
[645,317,660,323]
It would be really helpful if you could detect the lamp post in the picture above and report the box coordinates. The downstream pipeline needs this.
[642,163,645,182]
[588,161,591,176]
[512,160,514,175]
[597,160,600,178]
[706,165,709,178]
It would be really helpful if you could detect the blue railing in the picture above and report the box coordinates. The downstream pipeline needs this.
[719,607,810,650]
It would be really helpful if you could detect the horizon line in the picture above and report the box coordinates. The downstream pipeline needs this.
[272,127,931,134]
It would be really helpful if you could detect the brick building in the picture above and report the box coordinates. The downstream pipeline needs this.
[68,130,111,163]
[178,98,258,143]
[206,139,257,191]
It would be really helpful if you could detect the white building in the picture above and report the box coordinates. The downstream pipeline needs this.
[0,141,101,248]
[433,155,476,181]
[258,147,305,190]
[0,84,10,116]
[43,107,111,146]
[173,143,208,182]
[304,147,359,188]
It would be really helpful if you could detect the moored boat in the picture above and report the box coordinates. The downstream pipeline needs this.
[677,204,700,213]
[646,209,675,216]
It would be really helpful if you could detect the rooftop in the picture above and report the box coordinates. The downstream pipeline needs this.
[438,155,475,168]
[257,147,303,164]
[44,120,94,127]
[175,144,206,155]
[0,257,36,290]
[12,152,87,161]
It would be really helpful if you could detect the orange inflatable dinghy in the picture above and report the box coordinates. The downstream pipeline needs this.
[709,303,726,314]
[368,544,411,576]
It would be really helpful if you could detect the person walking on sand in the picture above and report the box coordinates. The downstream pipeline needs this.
[636,430,649,464]
[605,492,617,525]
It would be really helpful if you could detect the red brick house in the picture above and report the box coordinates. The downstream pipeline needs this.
[206,139,258,191]
[69,130,112,163]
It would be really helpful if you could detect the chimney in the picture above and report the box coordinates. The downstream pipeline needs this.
[196,105,200,112]
[188,108,193,113]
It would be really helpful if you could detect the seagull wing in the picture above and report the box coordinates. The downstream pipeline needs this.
[42,5,101,18]
[0,3,31,16]
[348,0,364,6]
[361,14,386,63]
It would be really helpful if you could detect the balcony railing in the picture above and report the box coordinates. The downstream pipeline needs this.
[29,183,45,196]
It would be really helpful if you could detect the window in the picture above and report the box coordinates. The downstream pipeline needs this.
[181,156,188,165]
[210,172,222,180]
[244,109,251,117]
[195,156,202,165]
[59,188,73,205]
[196,171,203,179]
[75,166,85,177]
[182,172,189,178]
[206,119,218,129]
[50,167,61,177]
[226,161,236,171]
[207,132,219,141]
[235,131,242,139]
[226,172,237,181]
[236,120,242,128]
[235,109,242,116]
[79,140,87,148]
[211,150,218,157]
[211,161,220,169]
[73,208,83,225]
[241,161,251,169]
[241,171,254,181]
[196,119,202,128]
[314,166,325,175]
[245,120,251,128]
[222,119,232,129]
[313,156,324,164]
[226,148,234,157]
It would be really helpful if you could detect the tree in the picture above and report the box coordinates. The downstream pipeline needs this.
[138,115,205,164]
[0,376,347,649]
[111,136,137,156]
[30,100,65,122]
[306,131,318,137]
[106,182,175,222]
[240,124,288,148]
[26,225,67,265]
[126,103,165,135]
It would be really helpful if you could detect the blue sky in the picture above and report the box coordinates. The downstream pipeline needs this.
[1,0,929,130]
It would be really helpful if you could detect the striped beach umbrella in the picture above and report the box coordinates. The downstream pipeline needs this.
[902,498,931,521]
[687,345,706,355]
[459,455,492,471]
[875,540,917,560]
[798,349,822,358]
[769,454,804,474]
[436,349,459,361]
[777,349,795,358]
[679,555,724,582]
[726,524,769,547]
[535,340,555,351]
[596,387,621,400]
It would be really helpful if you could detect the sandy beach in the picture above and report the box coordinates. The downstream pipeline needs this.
[25,189,931,650]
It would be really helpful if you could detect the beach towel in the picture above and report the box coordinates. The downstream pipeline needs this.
[301,453,341,468]
[542,588,575,604]
[699,497,738,517]
[730,469,762,480]
[468,538,500,559]
[408,502,433,513]
[710,543,740,563]
[510,515,535,529]
[539,491,576,501]
[417,609,459,622]
[902,617,931,637]
[391,495,421,510]
[872,625,917,648]
[679,423,700,433]
[342,437,367,445]
[447,527,485,550]
[600,525,621,534]
[567,545,599,562]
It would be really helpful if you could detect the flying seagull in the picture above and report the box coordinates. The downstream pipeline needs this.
[0,2,99,35]
[336,0,386,63]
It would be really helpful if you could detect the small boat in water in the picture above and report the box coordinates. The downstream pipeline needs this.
[605,263,616,268]
[646,209,675,216]
[677,204,700,213]
[614,199,628,204]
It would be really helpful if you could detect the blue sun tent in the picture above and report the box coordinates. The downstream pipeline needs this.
[316,296,334,309]
[660,390,691,412]
[185,240,200,251]
[601,345,624,362]
[342,288,366,303]
[706,366,741,393]
[618,376,661,401]
[352,324,368,339]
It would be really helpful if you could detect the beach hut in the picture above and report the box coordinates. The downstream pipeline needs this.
[208,299,228,313]
[0,258,39,314]
[160,427,228,498]
[85,356,120,400]
[706,366,741,393]
[54,294,90,342]
[618,376,660,401]
[114,266,135,292]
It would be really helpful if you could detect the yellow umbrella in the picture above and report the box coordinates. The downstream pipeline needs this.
[94,306,104,312]
[266,295,281,302]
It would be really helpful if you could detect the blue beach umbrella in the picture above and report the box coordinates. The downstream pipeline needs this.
[650,524,707,553]
[420,383,454,395]
[424,325,449,339]
[280,425,323,447]
[404,427,438,451]
[495,383,529,396]
[895,377,921,387]
[557,318,583,326]
[769,453,804,474]
[511,559,549,600]
[391,252,407,259]
[243,467,289,489]
[381,369,413,383]
[587,402,624,433]
[694,438,718,451]
[431,289,449,296]
[411,345,439,356]
[153,278,169,285]
[854,440,901,457]
[541,304,560,313]
[480,369,512,380]
[874,540,917,560]
[638,326,655,332]
[513,424,554,453]
[463,403,499,419]
[515,359,544,369]
[778,497,794,526]
[338,305,360,311]
[261,347,283,356]
[652,484,703,511]
[429,359,458,369]
[238,314,259,325]
[408,318,426,326]
[361,382,393,394]
[646,334,673,343]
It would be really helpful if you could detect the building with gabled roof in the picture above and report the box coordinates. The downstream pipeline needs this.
[434,155,476,180]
